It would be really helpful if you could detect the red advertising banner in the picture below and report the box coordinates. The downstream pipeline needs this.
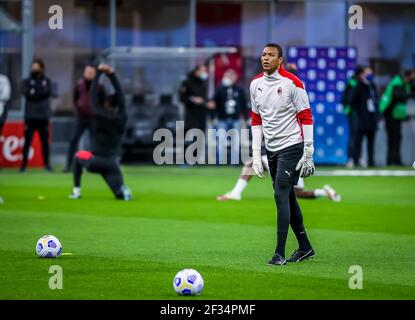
[0,121,45,168]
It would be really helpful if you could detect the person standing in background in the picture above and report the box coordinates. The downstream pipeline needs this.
[180,64,213,134]
[349,66,378,167]
[0,72,11,134]
[0,72,11,203]
[342,66,363,168]
[64,64,103,172]
[380,69,415,166]
[214,69,248,164]
[20,58,53,172]
[179,64,214,164]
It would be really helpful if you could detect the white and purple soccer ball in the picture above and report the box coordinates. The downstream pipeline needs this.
[173,269,204,296]
[36,235,62,258]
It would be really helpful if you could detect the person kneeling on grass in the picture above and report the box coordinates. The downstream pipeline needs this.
[69,64,131,201]
[217,155,341,202]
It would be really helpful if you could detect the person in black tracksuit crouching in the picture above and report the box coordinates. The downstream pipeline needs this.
[69,64,131,200]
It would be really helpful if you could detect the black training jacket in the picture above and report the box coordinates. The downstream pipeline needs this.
[22,74,52,121]
[90,71,127,157]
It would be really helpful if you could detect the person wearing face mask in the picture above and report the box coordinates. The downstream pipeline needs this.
[179,64,211,134]
[349,66,379,167]
[214,69,248,164]
[63,64,105,172]
[20,58,53,172]
[342,66,363,168]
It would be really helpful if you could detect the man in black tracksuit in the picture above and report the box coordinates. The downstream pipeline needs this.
[179,64,210,133]
[20,58,52,172]
[69,64,131,200]
[349,67,378,167]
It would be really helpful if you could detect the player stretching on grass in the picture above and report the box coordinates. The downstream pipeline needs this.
[217,156,341,202]
[69,64,131,200]
[251,43,315,265]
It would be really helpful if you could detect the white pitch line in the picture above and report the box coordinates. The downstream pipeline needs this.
[315,170,415,176]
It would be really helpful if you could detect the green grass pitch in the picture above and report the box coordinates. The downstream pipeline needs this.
[0,166,414,300]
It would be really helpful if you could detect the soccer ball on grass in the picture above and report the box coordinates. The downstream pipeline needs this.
[173,269,204,296]
[36,235,62,258]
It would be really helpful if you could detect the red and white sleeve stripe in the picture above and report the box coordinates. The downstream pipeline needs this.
[296,108,313,125]
[251,111,262,126]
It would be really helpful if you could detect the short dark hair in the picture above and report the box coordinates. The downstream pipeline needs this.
[32,58,45,71]
[85,63,97,70]
[264,43,283,58]
[353,65,365,78]
[403,68,414,78]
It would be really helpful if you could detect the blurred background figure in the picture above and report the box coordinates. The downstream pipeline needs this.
[69,64,131,201]
[214,69,248,164]
[179,64,211,134]
[0,71,11,135]
[20,58,53,172]
[63,64,101,172]
[380,69,415,166]
[179,64,214,164]
[349,66,378,167]
[342,66,363,168]
[0,71,10,202]
[216,155,341,202]
[285,63,298,75]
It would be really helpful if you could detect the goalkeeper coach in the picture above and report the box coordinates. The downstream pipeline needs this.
[250,43,315,265]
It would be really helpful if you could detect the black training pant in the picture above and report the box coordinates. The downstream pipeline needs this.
[347,114,358,161]
[74,152,125,199]
[385,115,402,165]
[353,129,375,167]
[66,118,92,169]
[266,142,312,257]
[21,119,50,169]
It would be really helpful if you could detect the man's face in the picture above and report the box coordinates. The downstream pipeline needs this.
[363,67,373,77]
[261,47,283,74]
[223,69,237,85]
[31,62,42,73]
[84,66,96,80]
[195,65,208,79]
[362,67,373,81]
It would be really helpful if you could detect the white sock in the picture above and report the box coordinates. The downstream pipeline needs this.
[314,189,326,198]
[73,187,81,195]
[231,178,248,197]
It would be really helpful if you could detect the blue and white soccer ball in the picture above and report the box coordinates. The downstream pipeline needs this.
[173,269,204,296]
[36,235,62,258]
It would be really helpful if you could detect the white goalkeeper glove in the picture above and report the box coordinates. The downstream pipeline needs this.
[295,141,315,178]
[252,149,264,178]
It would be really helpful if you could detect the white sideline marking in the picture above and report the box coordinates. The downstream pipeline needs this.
[315,170,415,177]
